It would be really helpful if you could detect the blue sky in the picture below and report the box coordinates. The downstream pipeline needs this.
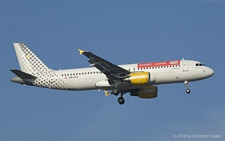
[0,0,224,140]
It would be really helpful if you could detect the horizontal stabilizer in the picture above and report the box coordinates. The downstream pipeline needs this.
[10,69,37,79]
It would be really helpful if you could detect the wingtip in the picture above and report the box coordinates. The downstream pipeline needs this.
[78,49,85,55]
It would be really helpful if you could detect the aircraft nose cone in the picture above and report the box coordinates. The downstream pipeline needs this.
[208,68,214,77]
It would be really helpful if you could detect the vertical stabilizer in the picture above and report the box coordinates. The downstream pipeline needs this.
[13,43,51,74]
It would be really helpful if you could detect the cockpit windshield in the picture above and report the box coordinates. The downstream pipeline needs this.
[196,63,205,66]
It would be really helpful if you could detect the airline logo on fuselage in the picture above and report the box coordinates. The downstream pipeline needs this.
[138,60,180,68]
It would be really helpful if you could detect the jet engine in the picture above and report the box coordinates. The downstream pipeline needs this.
[130,86,158,98]
[123,72,156,85]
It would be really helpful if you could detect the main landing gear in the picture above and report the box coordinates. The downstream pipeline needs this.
[184,81,191,94]
[118,97,125,105]
[112,89,125,105]
[112,89,119,96]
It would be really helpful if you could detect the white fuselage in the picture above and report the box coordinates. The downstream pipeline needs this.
[11,43,215,104]
[41,60,213,91]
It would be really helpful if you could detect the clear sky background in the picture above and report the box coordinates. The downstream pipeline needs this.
[0,0,224,141]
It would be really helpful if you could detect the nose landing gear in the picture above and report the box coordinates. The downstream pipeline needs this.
[184,81,191,94]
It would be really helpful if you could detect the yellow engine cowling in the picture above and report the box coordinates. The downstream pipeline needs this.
[130,86,158,99]
[123,72,155,85]
[123,72,149,85]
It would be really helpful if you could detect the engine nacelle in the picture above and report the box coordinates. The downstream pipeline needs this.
[130,86,158,99]
[123,72,156,85]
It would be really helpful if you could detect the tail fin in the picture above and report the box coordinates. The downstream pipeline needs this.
[13,43,51,74]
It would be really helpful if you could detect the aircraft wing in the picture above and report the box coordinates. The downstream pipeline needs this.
[78,49,130,83]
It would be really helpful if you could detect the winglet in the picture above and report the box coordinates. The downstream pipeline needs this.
[78,49,85,55]
[104,91,111,96]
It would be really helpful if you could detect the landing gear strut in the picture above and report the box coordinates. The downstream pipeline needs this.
[184,81,191,94]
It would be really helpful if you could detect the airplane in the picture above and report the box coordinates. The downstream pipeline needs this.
[10,43,214,105]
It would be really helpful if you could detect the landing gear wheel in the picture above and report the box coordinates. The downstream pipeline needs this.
[112,89,119,96]
[118,97,125,105]
[186,89,191,94]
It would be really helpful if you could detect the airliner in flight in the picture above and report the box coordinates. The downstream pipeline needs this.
[10,43,214,104]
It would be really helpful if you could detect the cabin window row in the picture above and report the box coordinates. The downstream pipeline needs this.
[62,71,100,76]
[135,65,180,70]
[61,65,181,76]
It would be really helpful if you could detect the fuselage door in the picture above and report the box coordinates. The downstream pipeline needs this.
[182,60,189,71]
